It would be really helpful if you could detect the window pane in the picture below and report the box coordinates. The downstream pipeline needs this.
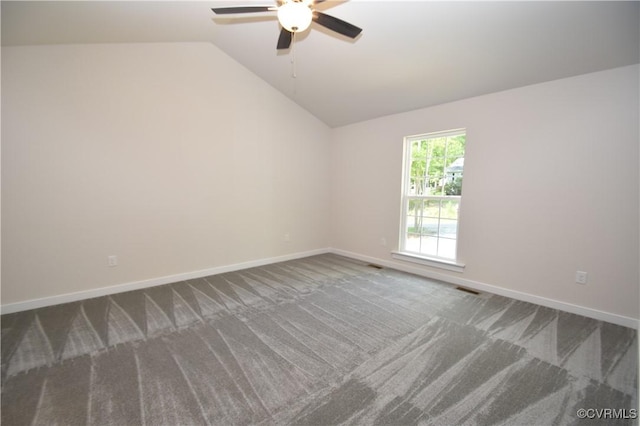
[407,200,422,235]
[437,237,456,259]
[405,214,416,229]
[409,177,417,195]
[409,176,426,195]
[423,200,440,218]
[439,219,457,238]
[430,138,446,157]
[411,141,425,159]
[426,177,439,195]
[444,177,463,196]
[407,218,425,235]
[423,217,439,236]
[444,156,460,169]
[447,136,466,158]
[411,157,427,194]
[411,159,424,172]
[408,199,422,215]
[428,156,445,178]
[433,174,446,196]
[440,199,459,220]
[420,236,438,256]
[406,233,421,252]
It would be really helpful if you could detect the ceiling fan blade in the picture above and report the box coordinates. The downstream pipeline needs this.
[277,28,292,50]
[211,6,274,15]
[312,11,362,39]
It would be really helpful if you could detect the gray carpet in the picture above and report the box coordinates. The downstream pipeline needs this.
[1,254,637,425]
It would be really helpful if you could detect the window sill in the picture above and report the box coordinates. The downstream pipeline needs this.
[391,251,465,273]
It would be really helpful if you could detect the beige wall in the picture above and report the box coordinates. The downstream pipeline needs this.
[2,42,638,323]
[2,43,331,304]
[330,65,639,321]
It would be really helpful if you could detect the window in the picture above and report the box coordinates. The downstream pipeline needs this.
[399,129,466,263]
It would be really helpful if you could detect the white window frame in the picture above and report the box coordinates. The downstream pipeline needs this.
[393,129,466,272]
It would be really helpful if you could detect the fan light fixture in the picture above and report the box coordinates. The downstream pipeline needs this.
[277,1,312,33]
[211,1,362,50]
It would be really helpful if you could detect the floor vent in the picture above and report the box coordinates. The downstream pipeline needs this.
[367,264,383,269]
[455,286,480,295]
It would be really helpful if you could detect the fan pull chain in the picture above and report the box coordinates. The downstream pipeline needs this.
[291,31,297,79]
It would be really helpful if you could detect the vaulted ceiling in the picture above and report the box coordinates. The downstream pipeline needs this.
[3,1,639,127]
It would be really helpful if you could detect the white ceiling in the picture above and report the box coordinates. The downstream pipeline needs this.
[2,1,639,127]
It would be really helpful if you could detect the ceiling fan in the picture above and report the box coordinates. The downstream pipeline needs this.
[211,0,362,50]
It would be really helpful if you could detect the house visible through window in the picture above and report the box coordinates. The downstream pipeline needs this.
[400,129,466,261]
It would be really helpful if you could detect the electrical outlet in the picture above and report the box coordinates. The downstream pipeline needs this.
[380,237,387,246]
[284,233,290,242]
[108,255,118,267]
[575,270,588,284]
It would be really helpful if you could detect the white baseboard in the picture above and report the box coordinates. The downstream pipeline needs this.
[3,247,638,330]
[330,248,639,330]
[0,248,330,315]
